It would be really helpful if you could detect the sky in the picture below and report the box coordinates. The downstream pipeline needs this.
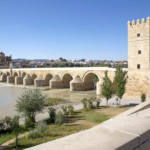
[0,0,149,60]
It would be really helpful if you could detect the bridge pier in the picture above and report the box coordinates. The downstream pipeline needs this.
[23,75,33,85]
[34,76,45,87]
[43,80,49,86]
[96,80,103,95]
[50,75,64,89]
[34,79,45,87]
[70,76,84,91]
[0,74,7,82]
[7,76,14,84]
[15,76,23,85]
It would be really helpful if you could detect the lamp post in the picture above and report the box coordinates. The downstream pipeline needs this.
[9,62,13,76]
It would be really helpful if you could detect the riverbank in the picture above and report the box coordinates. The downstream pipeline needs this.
[0,83,141,121]
[0,83,96,120]
[1,106,131,150]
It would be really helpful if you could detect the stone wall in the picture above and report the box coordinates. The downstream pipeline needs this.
[125,70,150,99]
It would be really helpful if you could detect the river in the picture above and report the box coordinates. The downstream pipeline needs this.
[0,83,96,120]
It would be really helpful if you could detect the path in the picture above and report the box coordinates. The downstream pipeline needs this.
[0,133,28,150]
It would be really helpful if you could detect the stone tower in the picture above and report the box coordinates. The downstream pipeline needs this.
[125,17,150,98]
[128,17,150,71]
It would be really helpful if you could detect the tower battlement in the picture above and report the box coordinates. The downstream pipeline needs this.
[128,17,150,26]
[128,16,150,71]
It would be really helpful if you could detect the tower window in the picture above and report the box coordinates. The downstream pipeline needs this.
[138,50,141,54]
[137,33,140,37]
[137,64,140,69]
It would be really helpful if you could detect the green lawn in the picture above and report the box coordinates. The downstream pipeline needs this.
[0,133,15,145]
[4,124,90,150]
[3,106,131,150]
[0,126,28,146]
[44,97,67,106]
[76,110,110,123]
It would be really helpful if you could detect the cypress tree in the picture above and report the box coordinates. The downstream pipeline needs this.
[113,66,127,104]
[101,71,113,105]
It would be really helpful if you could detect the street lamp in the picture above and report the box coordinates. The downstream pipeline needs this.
[9,62,13,76]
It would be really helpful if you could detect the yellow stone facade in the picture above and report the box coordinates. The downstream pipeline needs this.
[128,17,150,71]
[125,17,150,98]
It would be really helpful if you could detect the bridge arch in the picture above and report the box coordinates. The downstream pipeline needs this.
[22,72,26,78]
[62,73,73,88]
[31,74,37,80]
[13,72,18,77]
[44,73,53,86]
[82,71,101,91]
[45,73,53,81]
[6,72,10,76]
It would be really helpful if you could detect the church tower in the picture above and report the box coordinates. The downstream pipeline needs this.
[128,17,150,71]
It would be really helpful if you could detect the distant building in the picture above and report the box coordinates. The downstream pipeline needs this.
[0,52,12,66]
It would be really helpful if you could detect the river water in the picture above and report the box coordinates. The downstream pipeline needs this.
[0,84,96,120]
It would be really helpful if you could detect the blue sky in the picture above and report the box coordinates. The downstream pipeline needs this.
[0,0,149,60]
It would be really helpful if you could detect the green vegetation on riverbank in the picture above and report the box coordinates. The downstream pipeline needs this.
[3,106,130,150]
[0,126,27,145]
[0,133,15,145]
[44,97,67,106]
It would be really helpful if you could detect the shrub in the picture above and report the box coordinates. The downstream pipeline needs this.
[24,117,35,129]
[28,129,43,139]
[48,107,56,123]
[141,93,146,102]
[28,121,47,139]
[61,105,68,115]
[87,98,94,110]
[81,98,97,110]
[0,120,4,132]
[81,98,88,110]
[61,105,74,116]
[55,111,64,125]
[96,100,100,108]
[68,105,74,116]
[37,121,47,133]
[3,116,12,131]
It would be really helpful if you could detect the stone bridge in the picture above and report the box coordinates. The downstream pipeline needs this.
[0,67,116,95]
[0,67,149,98]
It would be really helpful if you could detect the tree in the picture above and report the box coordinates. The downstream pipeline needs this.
[12,116,20,148]
[48,107,56,123]
[101,71,113,105]
[141,93,146,102]
[113,66,127,104]
[16,89,46,127]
